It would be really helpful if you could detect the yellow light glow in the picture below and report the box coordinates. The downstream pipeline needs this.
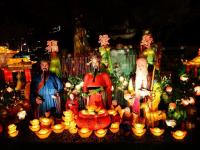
[8,124,17,131]
[69,127,78,134]
[29,125,40,132]
[172,130,187,140]
[52,124,65,134]
[133,123,145,130]
[30,119,40,126]
[94,129,107,138]
[132,127,146,137]
[35,129,52,139]
[8,130,19,138]
[78,128,93,138]
[150,128,165,136]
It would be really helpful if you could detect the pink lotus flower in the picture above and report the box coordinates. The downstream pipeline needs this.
[98,35,110,47]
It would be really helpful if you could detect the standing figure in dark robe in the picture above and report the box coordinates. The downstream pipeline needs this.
[30,59,63,118]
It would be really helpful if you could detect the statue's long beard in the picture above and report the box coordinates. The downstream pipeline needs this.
[42,71,49,85]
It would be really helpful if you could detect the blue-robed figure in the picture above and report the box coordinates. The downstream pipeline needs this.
[30,59,63,118]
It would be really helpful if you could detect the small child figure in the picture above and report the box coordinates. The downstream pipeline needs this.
[65,92,79,116]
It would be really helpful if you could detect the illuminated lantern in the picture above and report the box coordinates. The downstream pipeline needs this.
[69,121,76,129]
[63,110,73,117]
[94,129,107,138]
[30,119,40,126]
[150,128,165,136]
[69,127,78,134]
[132,123,146,137]
[194,86,200,96]
[80,110,88,115]
[39,117,52,127]
[78,128,93,138]
[52,124,65,134]
[62,121,70,130]
[29,119,40,132]
[133,123,145,130]
[172,130,187,140]
[29,125,40,132]
[132,127,146,137]
[108,109,117,116]
[109,122,120,133]
[8,124,19,137]
[166,86,172,93]
[35,129,52,139]
[98,109,106,115]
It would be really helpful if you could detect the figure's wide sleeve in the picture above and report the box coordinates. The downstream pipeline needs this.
[102,73,112,107]
[55,77,63,93]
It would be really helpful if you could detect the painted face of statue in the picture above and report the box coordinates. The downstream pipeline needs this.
[40,61,49,72]
[91,56,99,69]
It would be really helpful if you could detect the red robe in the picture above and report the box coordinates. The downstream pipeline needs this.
[83,72,112,108]
[65,99,79,115]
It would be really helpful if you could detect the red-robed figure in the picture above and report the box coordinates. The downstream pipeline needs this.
[83,54,112,109]
[65,93,79,115]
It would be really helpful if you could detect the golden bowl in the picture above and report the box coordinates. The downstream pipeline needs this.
[29,125,40,132]
[8,130,19,138]
[78,128,93,138]
[108,110,117,116]
[52,124,65,134]
[8,124,17,131]
[132,127,146,137]
[150,128,165,136]
[35,129,52,139]
[63,110,73,116]
[62,116,73,122]
[40,117,51,126]
[133,123,145,130]
[109,122,120,133]
[30,119,40,126]
[172,130,187,140]
[81,110,88,115]
[98,109,105,115]
[69,127,78,134]
[94,129,107,138]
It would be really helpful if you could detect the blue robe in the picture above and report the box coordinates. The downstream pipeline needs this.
[30,73,63,117]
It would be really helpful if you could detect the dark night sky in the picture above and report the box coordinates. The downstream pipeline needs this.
[0,0,200,49]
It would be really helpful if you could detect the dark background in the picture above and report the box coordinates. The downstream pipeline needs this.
[0,0,200,50]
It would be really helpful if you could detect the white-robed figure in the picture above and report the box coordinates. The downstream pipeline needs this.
[135,57,148,94]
